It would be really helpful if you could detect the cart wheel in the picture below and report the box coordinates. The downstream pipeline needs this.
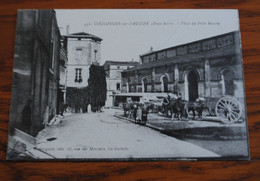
[215,96,242,123]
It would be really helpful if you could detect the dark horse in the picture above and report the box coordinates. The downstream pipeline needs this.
[162,98,188,120]
[186,98,205,120]
[164,97,205,120]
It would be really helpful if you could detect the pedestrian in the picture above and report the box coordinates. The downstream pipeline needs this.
[43,106,49,127]
[133,104,138,123]
[137,106,142,123]
[142,105,148,125]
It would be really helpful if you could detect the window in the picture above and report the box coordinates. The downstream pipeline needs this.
[75,68,82,82]
[117,71,121,78]
[76,48,83,61]
[116,83,120,90]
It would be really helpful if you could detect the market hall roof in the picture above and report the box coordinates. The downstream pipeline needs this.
[63,32,102,41]
[124,31,240,72]
[139,31,240,57]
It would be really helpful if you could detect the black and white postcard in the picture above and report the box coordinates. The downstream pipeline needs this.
[7,9,250,160]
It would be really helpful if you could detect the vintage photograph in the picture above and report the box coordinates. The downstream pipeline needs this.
[7,9,249,160]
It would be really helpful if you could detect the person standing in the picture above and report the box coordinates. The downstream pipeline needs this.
[43,106,50,127]
[142,105,148,125]
[136,106,142,123]
[133,104,138,123]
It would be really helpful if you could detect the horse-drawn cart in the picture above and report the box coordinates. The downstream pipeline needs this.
[190,96,243,123]
[206,96,243,123]
[160,94,244,123]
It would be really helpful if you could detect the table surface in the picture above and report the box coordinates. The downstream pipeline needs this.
[0,0,260,180]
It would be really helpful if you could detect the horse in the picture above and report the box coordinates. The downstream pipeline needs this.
[168,98,188,120]
[123,102,133,117]
[186,98,205,120]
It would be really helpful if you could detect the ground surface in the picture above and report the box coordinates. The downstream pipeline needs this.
[34,109,219,159]
[114,108,249,157]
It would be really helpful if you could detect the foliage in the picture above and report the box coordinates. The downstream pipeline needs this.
[87,64,107,112]
[66,87,88,113]
[66,65,107,113]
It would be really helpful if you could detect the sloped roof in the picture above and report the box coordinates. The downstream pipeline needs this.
[64,32,102,41]
[139,48,154,57]
[103,60,139,70]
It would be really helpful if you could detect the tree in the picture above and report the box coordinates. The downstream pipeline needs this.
[66,87,88,113]
[87,64,107,112]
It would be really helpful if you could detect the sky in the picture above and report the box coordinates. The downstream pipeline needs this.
[55,9,240,65]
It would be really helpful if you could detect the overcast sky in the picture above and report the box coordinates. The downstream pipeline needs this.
[55,9,239,65]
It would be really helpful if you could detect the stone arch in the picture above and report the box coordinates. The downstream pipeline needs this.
[181,66,201,82]
[183,67,200,101]
[160,74,170,93]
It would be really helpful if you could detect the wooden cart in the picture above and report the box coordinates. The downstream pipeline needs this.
[202,96,243,123]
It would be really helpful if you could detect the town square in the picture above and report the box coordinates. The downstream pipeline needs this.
[7,9,249,160]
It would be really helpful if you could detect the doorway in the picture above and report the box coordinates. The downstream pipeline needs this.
[188,70,198,101]
[162,76,169,93]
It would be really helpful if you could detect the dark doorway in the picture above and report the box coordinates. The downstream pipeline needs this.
[143,78,148,92]
[116,83,120,90]
[188,70,198,101]
[162,76,168,93]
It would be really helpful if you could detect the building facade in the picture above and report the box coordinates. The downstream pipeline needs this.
[63,32,102,88]
[122,31,245,103]
[9,10,60,136]
[103,61,139,107]
[57,37,68,112]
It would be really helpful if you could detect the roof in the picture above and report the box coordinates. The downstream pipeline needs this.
[123,41,239,73]
[139,48,154,57]
[139,31,239,57]
[63,32,102,41]
[103,61,139,70]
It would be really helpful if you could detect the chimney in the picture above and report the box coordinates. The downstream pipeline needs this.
[66,25,70,35]
[150,47,153,52]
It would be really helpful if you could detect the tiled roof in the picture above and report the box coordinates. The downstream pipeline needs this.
[123,43,238,73]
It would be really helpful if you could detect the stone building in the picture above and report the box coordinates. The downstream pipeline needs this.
[122,31,245,103]
[63,32,102,88]
[103,61,139,107]
[9,10,60,136]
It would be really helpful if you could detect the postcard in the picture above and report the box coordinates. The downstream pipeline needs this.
[7,9,249,160]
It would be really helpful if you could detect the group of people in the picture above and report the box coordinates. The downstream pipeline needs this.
[132,104,148,125]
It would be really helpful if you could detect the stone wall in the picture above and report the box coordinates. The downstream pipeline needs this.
[122,31,245,102]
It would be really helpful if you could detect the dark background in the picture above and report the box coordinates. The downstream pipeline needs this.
[0,0,260,180]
